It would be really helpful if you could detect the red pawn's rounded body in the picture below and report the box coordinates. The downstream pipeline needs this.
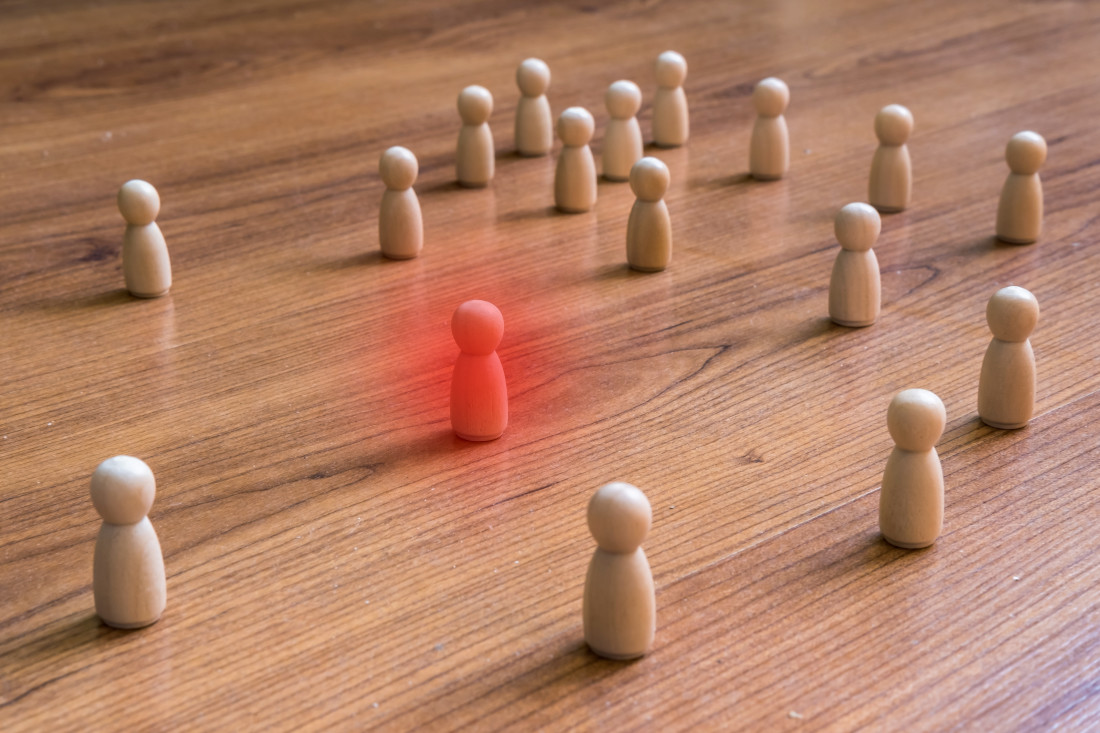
[450,300,508,441]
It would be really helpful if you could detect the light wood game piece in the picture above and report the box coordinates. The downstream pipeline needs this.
[450,300,508,441]
[749,77,790,180]
[879,389,946,549]
[583,482,656,660]
[456,85,494,187]
[652,50,688,147]
[626,157,672,272]
[829,202,882,327]
[996,131,1046,244]
[602,80,643,181]
[118,180,171,298]
[378,146,423,260]
[868,104,913,212]
[978,286,1039,429]
[554,107,597,213]
[515,58,553,157]
[91,455,167,629]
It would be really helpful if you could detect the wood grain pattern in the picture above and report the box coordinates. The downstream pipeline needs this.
[2,0,1099,730]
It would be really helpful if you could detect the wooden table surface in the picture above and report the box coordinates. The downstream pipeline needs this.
[2,1,1099,730]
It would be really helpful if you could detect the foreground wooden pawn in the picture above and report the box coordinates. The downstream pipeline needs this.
[868,104,913,213]
[879,389,946,549]
[996,131,1046,244]
[514,58,552,157]
[978,286,1039,429]
[583,482,656,660]
[378,146,423,260]
[554,107,597,213]
[652,50,688,147]
[602,80,643,181]
[91,456,167,629]
[118,180,171,298]
[450,300,508,441]
[828,202,882,327]
[456,85,494,187]
[626,157,672,272]
[749,77,790,180]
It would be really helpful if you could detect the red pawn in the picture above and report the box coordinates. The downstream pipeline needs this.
[450,300,508,441]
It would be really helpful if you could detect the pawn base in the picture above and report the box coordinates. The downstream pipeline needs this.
[455,430,504,442]
[587,643,647,661]
[457,180,490,189]
[884,535,936,550]
[629,264,667,273]
[750,172,785,181]
[100,614,162,629]
[871,203,906,214]
[995,234,1037,245]
[129,289,169,299]
[830,317,876,328]
[602,173,629,183]
[980,417,1029,430]
[555,205,592,215]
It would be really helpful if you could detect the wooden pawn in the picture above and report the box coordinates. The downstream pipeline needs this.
[456,85,494,187]
[118,180,171,298]
[583,482,656,660]
[996,131,1046,244]
[828,202,881,327]
[879,389,946,549]
[378,146,423,260]
[91,455,167,629]
[602,80,643,181]
[515,58,553,157]
[626,157,671,272]
[749,77,790,180]
[554,107,597,213]
[978,286,1039,429]
[868,104,913,212]
[652,51,688,147]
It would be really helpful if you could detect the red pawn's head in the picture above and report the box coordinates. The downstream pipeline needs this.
[452,300,504,355]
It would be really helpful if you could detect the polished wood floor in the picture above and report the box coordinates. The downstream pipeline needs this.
[2,1,1099,730]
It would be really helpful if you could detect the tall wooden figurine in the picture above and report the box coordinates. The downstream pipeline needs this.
[879,389,946,549]
[626,157,672,272]
[515,58,553,157]
[554,107,597,213]
[829,202,882,327]
[450,300,508,441]
[652,51,688,147]
[91,455,167,629]
[456,85,494,187]
[749,77,790,180]
[583,482,656,660]
[996,131,1046,244]
[378,146,423,260]
[978,286,1039,429]
[868,104,913,213]
[602,80,643,181]
[118,180,171,298]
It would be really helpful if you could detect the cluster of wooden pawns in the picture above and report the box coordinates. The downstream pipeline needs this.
[101,51,1046,662]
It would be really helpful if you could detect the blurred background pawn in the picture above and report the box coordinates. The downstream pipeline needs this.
[749,77,790,180]
[456,85,494,187]
[515,58,552,157]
